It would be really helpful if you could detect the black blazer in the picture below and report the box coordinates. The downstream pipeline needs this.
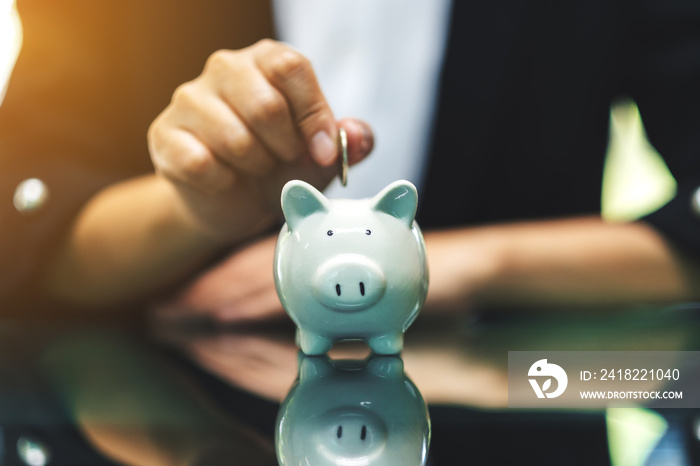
[419,0,700,262]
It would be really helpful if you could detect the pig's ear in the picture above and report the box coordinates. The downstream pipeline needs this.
[370,180,418,227]
[281,180,331,231]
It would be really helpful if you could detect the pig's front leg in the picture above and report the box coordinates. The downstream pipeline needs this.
[296,328,334,355]
[368,333,404,355]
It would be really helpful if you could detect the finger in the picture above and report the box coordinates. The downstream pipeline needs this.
[203,49,307,163]
[253,40,338,166]
[149,123,236,194]
[173,81,277,175]
[338,118,375,165]
[215,66,308,163]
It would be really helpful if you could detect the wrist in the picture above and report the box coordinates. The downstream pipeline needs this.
[424,226,506,313]
[163,175,283,246]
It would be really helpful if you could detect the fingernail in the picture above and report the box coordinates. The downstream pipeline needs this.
[310,131,336,165]
[358,122,373,157]
[346,119,373,159]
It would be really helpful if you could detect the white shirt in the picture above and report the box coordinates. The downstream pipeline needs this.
[273,0,452,199]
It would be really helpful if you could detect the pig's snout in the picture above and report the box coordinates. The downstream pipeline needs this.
[312,254,386,312]
[316,407,388,461]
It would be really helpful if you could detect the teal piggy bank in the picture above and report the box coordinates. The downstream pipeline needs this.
[274,180,429,355]
[276,354,431,465]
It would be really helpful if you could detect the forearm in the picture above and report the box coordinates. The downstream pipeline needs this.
[424,216,700,312]
[44,175,236,308]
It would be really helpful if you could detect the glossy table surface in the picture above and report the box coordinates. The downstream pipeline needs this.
[1,303,699,465]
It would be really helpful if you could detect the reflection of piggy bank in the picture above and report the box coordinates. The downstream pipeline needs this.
[274,180,429,355]
[276,354,431,466]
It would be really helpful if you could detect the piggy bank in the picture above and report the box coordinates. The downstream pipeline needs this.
[274,180,429,355]
[276,354,431,465]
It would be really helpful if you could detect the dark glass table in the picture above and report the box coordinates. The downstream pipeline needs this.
[1,304,699,465]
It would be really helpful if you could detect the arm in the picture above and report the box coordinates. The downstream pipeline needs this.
[43,40,373,308]
[425,216,700,313]
[45,174,224,306]
[158,215,700,325]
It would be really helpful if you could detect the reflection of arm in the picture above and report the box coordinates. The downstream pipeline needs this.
[43,333,276,466]
[425,216,700,312]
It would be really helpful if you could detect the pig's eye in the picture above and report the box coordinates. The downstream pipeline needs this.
[365,229,372,235]
[327,230,334,236]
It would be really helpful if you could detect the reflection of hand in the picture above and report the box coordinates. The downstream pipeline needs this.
[155,234,283,324]
[186,438,277,466]
[148,39,373,242]
[164,331,300,403]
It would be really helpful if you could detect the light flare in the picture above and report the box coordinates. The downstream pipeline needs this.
[0,0,22,106]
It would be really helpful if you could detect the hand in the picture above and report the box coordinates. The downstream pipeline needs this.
[148,39,373,242]
[153,234,284,324]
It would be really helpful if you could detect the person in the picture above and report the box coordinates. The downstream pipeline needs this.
[1,0,699,321]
